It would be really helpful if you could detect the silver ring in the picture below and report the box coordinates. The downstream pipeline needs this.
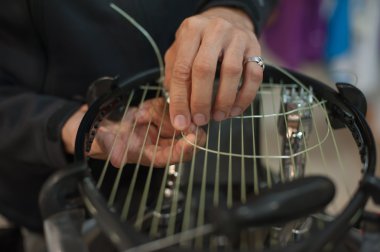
[244,56,265,70]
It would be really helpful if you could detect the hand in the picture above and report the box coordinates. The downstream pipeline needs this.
[164,7,263,130]
[62,98,206,168]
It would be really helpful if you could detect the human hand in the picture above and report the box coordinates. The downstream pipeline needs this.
[62,98,206,168]
[164,7,263,130]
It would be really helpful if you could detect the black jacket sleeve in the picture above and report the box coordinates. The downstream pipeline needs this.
[198,0,278,35]
[0,0,81,170]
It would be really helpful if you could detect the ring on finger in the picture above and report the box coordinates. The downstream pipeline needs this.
[244,56,265,70]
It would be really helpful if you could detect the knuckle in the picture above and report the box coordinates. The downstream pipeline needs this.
[193,59,214,76]
[255,43,262,53]
[191,100,210,111]
[170,95,189,115]
[214,96,235,111]
[211,17,231,31]
[232,29,247,40]
[247,32,258,43]
[170,93,187,106]
[172,62,192,82]
[229,32,249,51]
[222,62,242,76]
[181,16,202,31]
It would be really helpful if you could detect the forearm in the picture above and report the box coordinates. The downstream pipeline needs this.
[0,88,81,170]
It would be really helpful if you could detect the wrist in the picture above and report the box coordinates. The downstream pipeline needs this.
[200,6,254,31]
[61,105,88,154]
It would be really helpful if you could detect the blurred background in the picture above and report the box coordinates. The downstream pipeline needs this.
[261,0,380,168]
[261,0,380,209]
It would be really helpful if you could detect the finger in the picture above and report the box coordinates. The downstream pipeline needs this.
[142,127,206,167]
[89,126,111,159]
[136,98,176,137]
[164,43,176,90]
[169,18,203,131]
[213,32,245,121]
[191,21,226,125]
[139,137,193,168]
[157,126,206,147]
[147,133,198,167]
[93,126,127,167]
[231,48,263,117]
[164,20,191,91]
[172,131,207,162]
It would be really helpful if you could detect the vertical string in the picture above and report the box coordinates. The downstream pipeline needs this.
[108,92,142,205]
[279,85,297,181]
[210,122,221,251]
[271,84,284,182]
[310,102,336,214]
[97,90,135,189]
[149,132,177,237]
[297,96,311,177]
[166,145,186,236]
[322,103,351,196]
[120,118,153,221]
[251,103,259,195]
[135,98,168,230]
[213,122,222,206]
[240,115,246,203]
[194,123,211,249]
[311,102,328,170]
[120,86,156,221]
[260,85,272,188]
[239,114,247,249]
[180,127,199,246]
[227,119,233,208]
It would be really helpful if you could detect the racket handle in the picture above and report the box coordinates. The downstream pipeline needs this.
[214,176,335,235]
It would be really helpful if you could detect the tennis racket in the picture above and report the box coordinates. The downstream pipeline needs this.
[72,65,376,252]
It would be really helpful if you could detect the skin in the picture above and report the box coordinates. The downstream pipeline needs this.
[61,7,263,166]
[164,7,263,130]
[62,98,206,168]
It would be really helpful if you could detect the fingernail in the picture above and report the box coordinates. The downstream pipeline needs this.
[174,115,188,130]
[213,111,226,121]
[230,107,242,117]
[193,113,207,126]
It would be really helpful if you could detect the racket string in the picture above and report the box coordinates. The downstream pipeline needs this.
[119,85,154,221]
[135,89,168,230]
[92,74,359,250]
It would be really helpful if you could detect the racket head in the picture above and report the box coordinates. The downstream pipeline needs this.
[74,65,376,252]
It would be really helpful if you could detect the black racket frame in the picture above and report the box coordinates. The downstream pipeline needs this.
[40,66,377,252]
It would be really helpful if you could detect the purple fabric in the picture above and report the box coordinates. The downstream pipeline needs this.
[263,0,326,69]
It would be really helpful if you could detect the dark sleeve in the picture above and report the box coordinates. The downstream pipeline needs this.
[0,0,81,170]
[197,0,278,35]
